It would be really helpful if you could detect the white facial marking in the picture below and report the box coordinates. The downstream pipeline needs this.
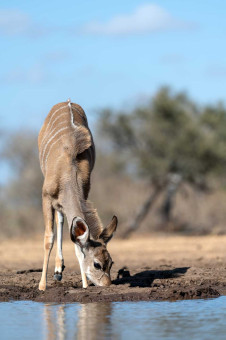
[94,259,102,266]
[86,266,91,277]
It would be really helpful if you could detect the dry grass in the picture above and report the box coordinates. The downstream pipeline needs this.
[1,235,226,271]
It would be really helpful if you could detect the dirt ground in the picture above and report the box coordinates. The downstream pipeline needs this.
[1,235,226,303]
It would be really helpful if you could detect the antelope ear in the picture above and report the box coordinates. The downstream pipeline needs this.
[70,217,90,246]
[99,216,118,244]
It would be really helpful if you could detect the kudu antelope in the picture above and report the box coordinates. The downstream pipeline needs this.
[38,99,118,291]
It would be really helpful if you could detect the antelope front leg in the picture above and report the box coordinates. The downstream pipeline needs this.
[75,244,88,288]
[39,196,54,291]
[54,211,65,281]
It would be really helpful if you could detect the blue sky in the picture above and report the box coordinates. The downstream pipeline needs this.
[1,0,226,131]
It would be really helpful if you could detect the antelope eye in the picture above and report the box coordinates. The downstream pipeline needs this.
[94,262,101,270]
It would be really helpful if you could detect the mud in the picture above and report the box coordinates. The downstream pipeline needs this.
[0,236,226,303]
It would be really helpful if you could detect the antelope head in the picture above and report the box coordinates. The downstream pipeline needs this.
[70,216,118,287]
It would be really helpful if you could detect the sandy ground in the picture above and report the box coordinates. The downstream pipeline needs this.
[0,235,226,302]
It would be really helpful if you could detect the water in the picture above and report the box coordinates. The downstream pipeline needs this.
[1,297,226,340]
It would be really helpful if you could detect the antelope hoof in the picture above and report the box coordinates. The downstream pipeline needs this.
[54,272,62,281]
[82,282,88,289]
[39,282,46,291]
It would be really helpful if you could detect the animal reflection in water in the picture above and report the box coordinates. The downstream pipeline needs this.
[44,304,66,340]
[43,303,112,340]
[77,303,113,340]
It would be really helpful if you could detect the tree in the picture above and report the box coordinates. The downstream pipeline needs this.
[98,87,226,236]
[0,131,43,236]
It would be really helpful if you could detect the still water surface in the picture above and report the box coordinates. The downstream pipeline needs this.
[1,297,226,340]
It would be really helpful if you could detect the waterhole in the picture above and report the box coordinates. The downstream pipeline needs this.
[1,297,226,339]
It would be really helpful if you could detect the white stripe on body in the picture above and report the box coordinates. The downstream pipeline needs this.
[39,104,69,166]
[41,101,84,172]
[40,104,84,160]
[42,105,68,138]
[39,117,69,158]
[48,112,69,132]
[41,126,69,170]
[67,97,84,120]
[44,105,83,137]
[68,101,78,129]
[40,112,69,152]
[43,129,72,172]
[40,103,84,147]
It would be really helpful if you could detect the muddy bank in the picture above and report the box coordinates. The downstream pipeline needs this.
[1,236,226,302]
[0,267,223,303]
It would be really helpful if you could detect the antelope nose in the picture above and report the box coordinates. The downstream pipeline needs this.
[100,274,111,286]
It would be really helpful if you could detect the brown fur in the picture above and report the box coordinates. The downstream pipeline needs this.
[38,101,117,291]
[38,101,103,238]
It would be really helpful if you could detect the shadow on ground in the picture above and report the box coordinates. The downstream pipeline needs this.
[113,267,190,287]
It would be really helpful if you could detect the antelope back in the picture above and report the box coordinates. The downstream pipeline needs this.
[38,101,94,176]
